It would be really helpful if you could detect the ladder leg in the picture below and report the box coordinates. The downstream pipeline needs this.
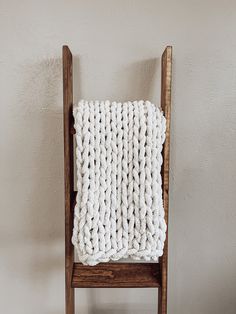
[158,240,168,313]
[63,45,75,314]
[66,285,74,314]
[158,45,172,314]
[158,283,167,314]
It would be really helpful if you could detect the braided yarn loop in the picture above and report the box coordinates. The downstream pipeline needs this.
[72,100,167,265]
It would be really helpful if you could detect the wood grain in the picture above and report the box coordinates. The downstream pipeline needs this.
[63,45,75,314]
[158,46,172,314]
[72,263,161,288]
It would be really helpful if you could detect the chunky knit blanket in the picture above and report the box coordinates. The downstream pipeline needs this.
[72,100,166,266]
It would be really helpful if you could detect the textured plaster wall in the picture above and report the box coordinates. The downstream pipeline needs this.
[1,1,236,314]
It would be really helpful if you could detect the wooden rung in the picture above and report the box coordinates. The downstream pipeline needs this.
[72,262,161,288]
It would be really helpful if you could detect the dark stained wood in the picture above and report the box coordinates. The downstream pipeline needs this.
[72,263,161,288]
[158,46,172,314]
[70,125,76,135]
[63,45,75,314]
[71,190,77,209]
[63,45,172,314]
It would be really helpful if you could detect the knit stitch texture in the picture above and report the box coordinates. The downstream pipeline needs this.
[72,100,166,265]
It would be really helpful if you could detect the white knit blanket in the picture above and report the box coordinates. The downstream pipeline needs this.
[72,100,166,266]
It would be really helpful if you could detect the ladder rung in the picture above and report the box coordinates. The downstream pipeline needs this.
[72,262,161,288]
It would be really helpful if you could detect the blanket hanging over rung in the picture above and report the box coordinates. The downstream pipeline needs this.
[72,100,167,266]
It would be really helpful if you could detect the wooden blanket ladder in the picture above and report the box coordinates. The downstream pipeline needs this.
[63,45,172,314]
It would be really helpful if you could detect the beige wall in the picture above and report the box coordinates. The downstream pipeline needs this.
[1,1,236,313]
